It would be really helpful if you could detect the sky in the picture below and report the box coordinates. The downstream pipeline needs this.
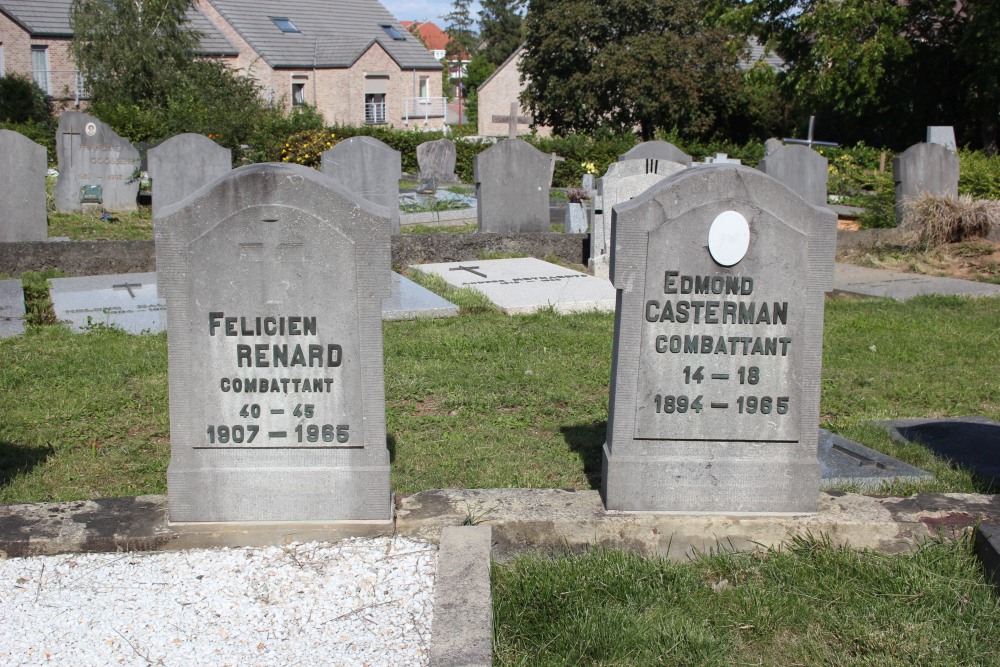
[380,0,482,25]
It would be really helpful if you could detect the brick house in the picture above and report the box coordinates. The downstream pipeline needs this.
[476,47,551,138]
[0,0,445,129]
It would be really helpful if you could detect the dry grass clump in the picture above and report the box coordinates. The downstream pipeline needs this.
[903,193,1000,250]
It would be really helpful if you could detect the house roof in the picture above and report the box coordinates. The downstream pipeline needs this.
[206,0,442,70]
[741,37,785,71]
[478,45,522,92]
[0,0,237,55]
[400,21,450,52]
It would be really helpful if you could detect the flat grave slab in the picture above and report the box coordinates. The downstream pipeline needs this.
[880,416,1000,487]
[50,272,165,334]
[0,279,26,338]
[383,273,459,321]
[412,258,616,315]
[974,524,1000,590]
[818,428,932,489]
[833,264,1000,300]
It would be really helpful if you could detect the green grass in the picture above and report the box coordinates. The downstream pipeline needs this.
[47,209,153,240]
[401,223,477,234]
[0,294,998,502]
[493,535,1000,666]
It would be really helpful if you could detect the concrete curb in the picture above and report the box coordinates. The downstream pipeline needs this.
[430,526,493,667]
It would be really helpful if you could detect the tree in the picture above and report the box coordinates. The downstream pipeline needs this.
[479,0,524,67]
[444,0,479,62]
[521,0,744,139]
[0,74,51,124]
[462,53,498,125]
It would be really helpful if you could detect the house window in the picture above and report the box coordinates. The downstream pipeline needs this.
[271,17,300,33]
[365,94,386,124]
[291,82,306,106]
[380,24,406,40]
[418,76,429,100]
[31,46,49,94]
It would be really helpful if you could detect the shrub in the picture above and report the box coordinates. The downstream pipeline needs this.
[0,74,51,124]
[958,149,1000,200]
[902,193,1000,249]
[0,120,56,164]
[280,129,339,168]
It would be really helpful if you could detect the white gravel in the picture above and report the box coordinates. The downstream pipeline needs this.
[0,537,437,667]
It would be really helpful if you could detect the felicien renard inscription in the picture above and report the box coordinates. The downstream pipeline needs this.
[602,165,835,514]
[155,164,392,522]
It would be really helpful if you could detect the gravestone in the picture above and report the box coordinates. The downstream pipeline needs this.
[926,126,957,153]
[0,280,26,338]
[50,272,165,334]
[474,139,552,233]
[416,138,458,183]
[893,143,959,225]
[818,428,931,489]
[619,141,692,167]
[54,111,141,213]
[321,136,401,235]
[764,138,784,155]
[148,133,232,218]
[881,416,1000,486]
[590,158,686,280]
[703,153,742,165]
[759,144,829,208]
[602,165,836,513]
[382,272,459,320]
[155,163,392,522]
[0,130,47,242]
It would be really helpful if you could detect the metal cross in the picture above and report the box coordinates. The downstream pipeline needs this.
[449,265,486,278]
[782,115,839,149]
[113,282,142,298]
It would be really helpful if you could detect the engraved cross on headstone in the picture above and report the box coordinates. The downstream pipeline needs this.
[62,131,81,168]
[238,217,306,304]
[113,281,142,298]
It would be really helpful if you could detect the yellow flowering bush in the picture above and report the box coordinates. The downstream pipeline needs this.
[281,130,338,169]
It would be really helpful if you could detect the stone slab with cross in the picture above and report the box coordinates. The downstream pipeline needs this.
[155,163,393,523]
[54,112,141,213]
[49,272,165,334]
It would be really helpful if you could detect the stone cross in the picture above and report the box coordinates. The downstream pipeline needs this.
[492,102,534,139]
[61,130,80,168]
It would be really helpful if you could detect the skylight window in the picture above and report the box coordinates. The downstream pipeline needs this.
[271,17,300,34]
[380,24,406,40]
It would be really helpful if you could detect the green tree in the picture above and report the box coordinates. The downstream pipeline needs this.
[444,0,479,62]
[521,0,744,139]
[0,74,51,124]
[479,0,524,67]
[462,53,498,125]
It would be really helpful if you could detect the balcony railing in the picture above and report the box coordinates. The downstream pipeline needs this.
[33,69,89,104]
[404,97,446,124]
[365,101,387,125]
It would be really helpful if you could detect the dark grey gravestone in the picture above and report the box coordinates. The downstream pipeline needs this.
[818,428,932,489]
[0,279,25,338]
[590,158,686,279]
[602,165,836,513]
[0,130,47,242]
[322,136,401,235]
[475,138,552,233]
[893,143,959,225]
[926,126,957,153]
[54,111,141,213]
[618,141,692,167]
[417,138,458,183]
[49,272,164,334]
[155,163,392,523]
[974,524,1000,590]
[148,133,232,218]
[881,416,1000,487]
[759,145,829,208]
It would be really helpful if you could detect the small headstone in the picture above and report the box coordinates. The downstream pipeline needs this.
[582,173,595,190]
[590,158,686,280]
[49,272,165,334]
[155,163,392,523]
[764,138,784,155]
[382,272,459,320]
[413,258,616,314]
[818,429,932,489]
[0,279,26,338]
[322,136,401,235]
[926,126,957,153]
[474,139,553,233]
[416,138,458,183]
[0,130,47,242]
[564,202,589,233]
[618,141,692,167]
[602,165,836,513]
[893,143,959,225]
[148,133,232,218]
[759,144,829,208]
[54,111,141,213]
[881,416,1000,486]
[703,153,742,165]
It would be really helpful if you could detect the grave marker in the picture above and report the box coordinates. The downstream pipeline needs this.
[492,102,534,138]
[619,141,692,167]
[602,165,835,513]
[155,163,392,522]
[54,112,141,213]
[0,279,26,338]
[321,136,401,234]
[416,138,458,183]
[759,144,829,208]
[475,139,553,233]
[926,126,957,153]
[49,272,165,334]
[0,130,48,242]
[148,133,232,218]
[893,143,959,224]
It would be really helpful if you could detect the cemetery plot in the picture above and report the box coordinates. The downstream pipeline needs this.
[818,429,932,489]
[49,272,165,334]
[414,258,616,315]
[0,280,25,338]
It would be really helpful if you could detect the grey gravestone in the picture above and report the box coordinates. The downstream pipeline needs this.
[602,165,836,513]
[417,138,458,183]
[818,428,931,489]
[148,133,232,218]
[590,159,686,280]
[582,173,595,190]
[155,163,392,523]
[764,138,784,155]
[893,143,959,224]
[54,111,141,213]
[619,141,692,167]
[703,153,742,165]
[759,144,829,208]
[322,136,401,235]
[383,272,459,320]
[881,416,1000,487]
[0,130,47,242]
[926,126,957,153]
[0,279,25,338]
[475,139,552,233]
[49,272,165,334]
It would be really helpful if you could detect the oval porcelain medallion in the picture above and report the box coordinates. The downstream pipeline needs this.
[707,210,750,266]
